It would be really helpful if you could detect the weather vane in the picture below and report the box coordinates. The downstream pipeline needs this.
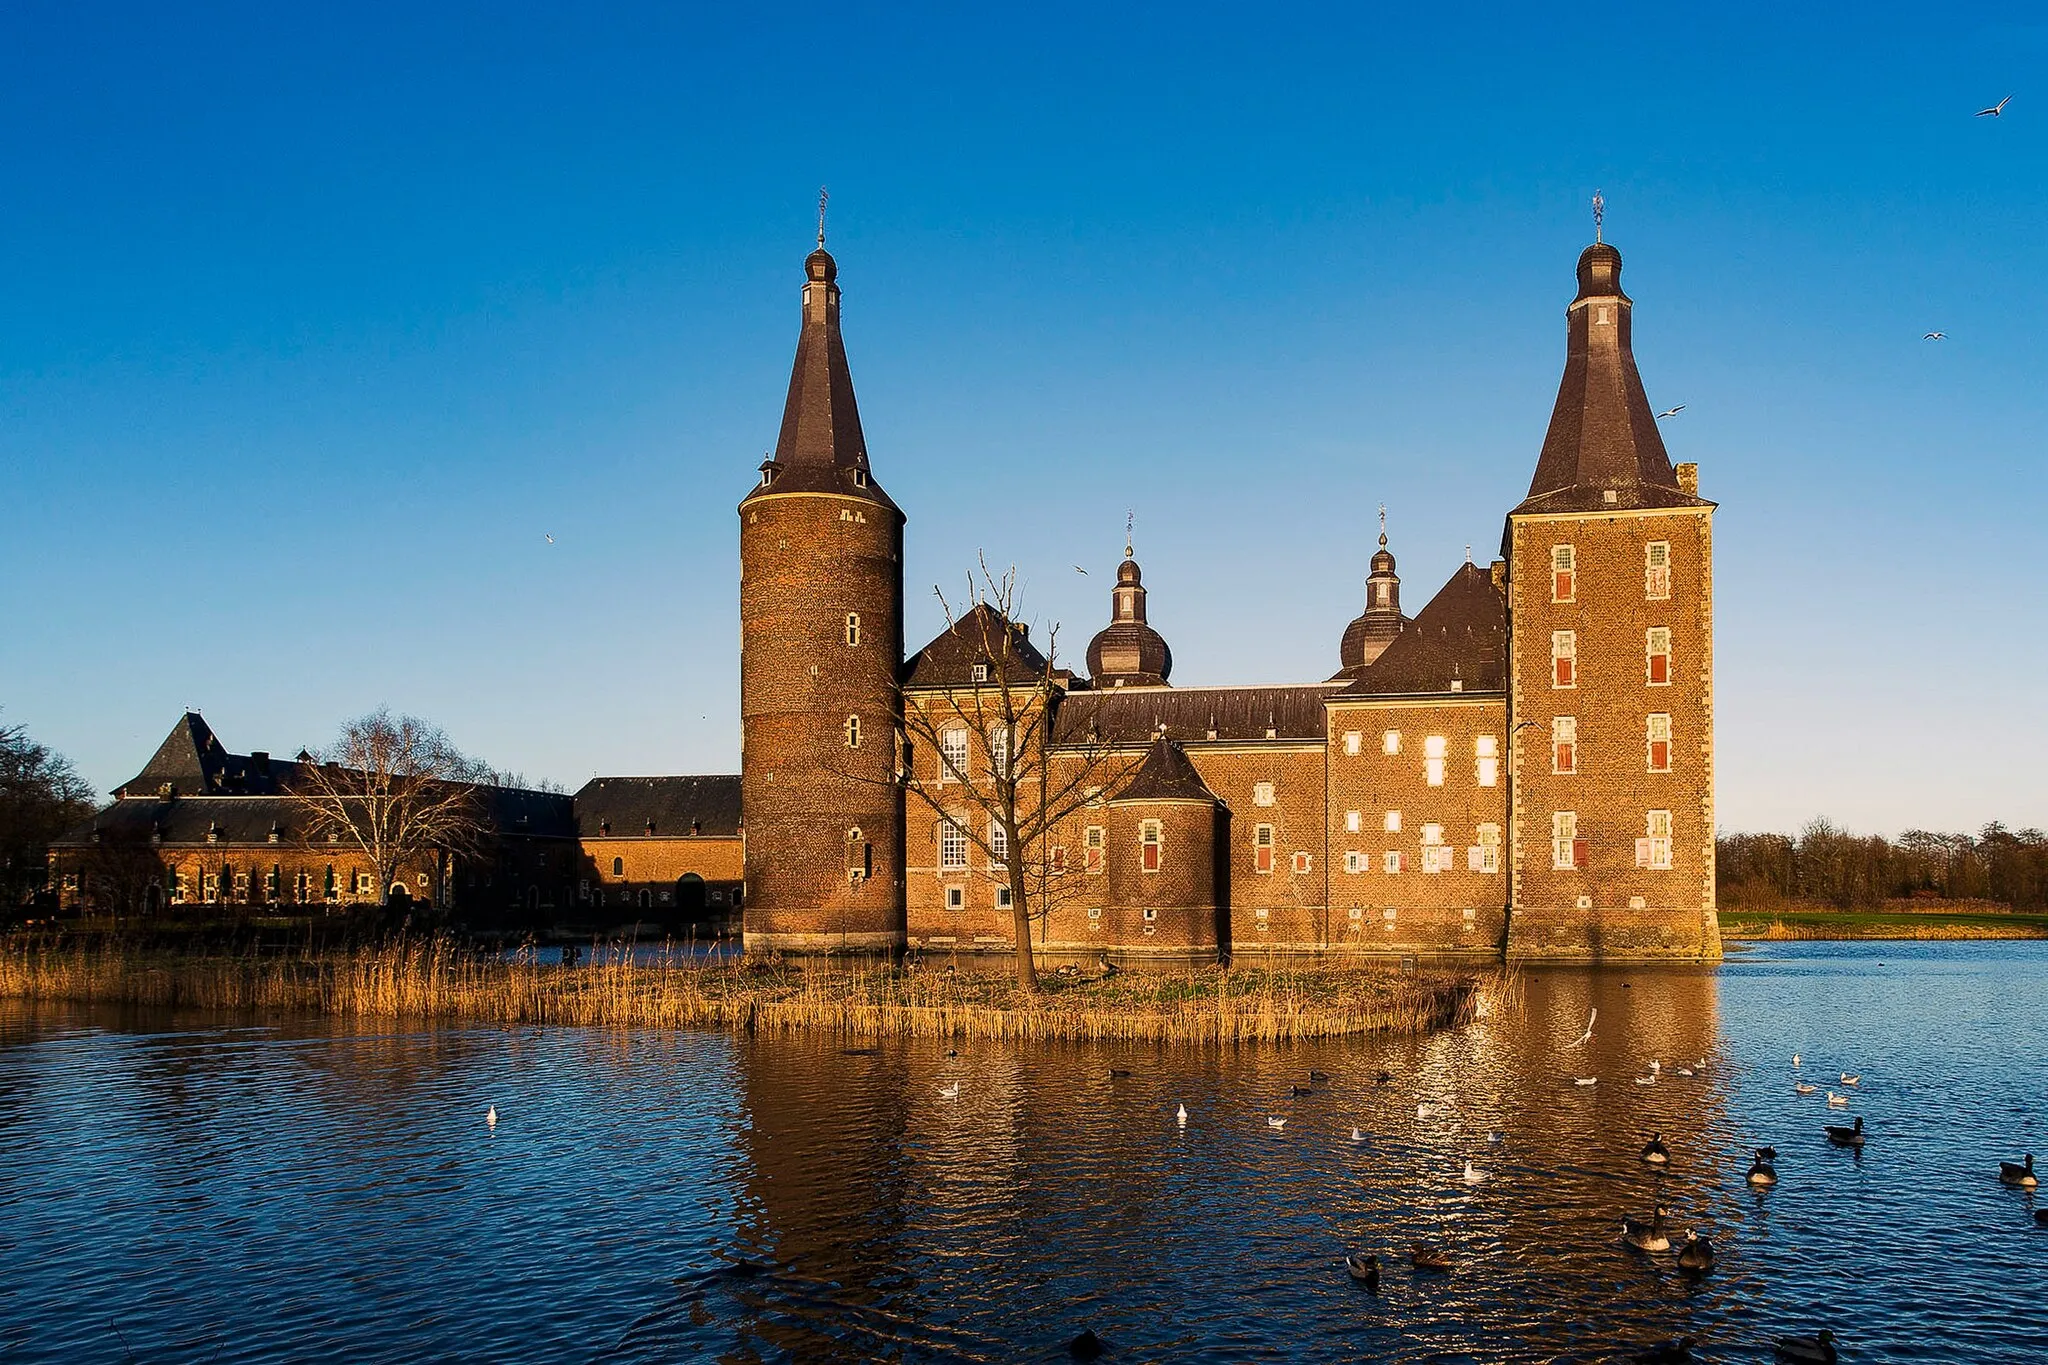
[1592,189,1605,244]
[1378,502,1387,547]
[1125,509,1134,559]
[817,186,829,248]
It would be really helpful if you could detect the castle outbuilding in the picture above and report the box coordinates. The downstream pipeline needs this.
[733,228,1717,963]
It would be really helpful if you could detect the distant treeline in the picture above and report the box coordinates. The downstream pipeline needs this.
[1718,821,2048,912]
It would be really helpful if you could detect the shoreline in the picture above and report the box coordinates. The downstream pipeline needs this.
[0,941,1484,1044]
[1717,909,2048,941]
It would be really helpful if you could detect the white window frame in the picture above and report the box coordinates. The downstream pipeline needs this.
[1639,809,1673,870]
[939,819,969,872]
[1382,730,1402,756]
[845,612,861,646]
[1252,781,1276,807]
[1382,851,1402,874]
[1551,544,1576,603]
[1474,823,1501,874]
[1646,627,1673,687]
[1384,809,1402,834]
[1292,851,1313,875]
[845,714,861,748]
[1343,850,1363,874]
[1645,541,1671,600]
[940,728,969,782]
[1139,819,1163,873]
[945,885,965,911]
[1552,716,1577,775]
[1344,810,1361,834]
[1552,811,1579,871]
[1084,824,1105,874]
[988,819,1008,863]
[1647,712,1673,773]
[1343,731,1361,756]
[1253,823,1274,874]
[988,725,1011,780]
[1552,630,1577,689]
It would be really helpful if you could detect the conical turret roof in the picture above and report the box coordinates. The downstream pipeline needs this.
[1111,735,1216,804]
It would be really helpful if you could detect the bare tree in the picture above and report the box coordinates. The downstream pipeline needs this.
[900,561,1146,991]
[0,714,97,910]
[288,710,491,909]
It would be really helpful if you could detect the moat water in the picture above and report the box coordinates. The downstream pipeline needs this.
[1,942,2043,1363]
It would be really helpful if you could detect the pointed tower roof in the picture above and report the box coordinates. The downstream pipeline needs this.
[1514,241,1710,516]
[1111,734,1216,805]
[118,712,229,796]
[1086,532,1173,688]
[745,235,899,512]
[1341,562,1505,697]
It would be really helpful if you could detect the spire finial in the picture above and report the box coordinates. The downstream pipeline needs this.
[1465,544,1473,565]
[1378,502,1387,549]
[817,186,829,248]
[1592,189,1604,245]
[1125,509,1134,560]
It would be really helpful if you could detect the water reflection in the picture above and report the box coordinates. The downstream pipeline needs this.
[0,945,2043,1362]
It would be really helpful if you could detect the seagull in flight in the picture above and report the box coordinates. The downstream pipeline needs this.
[1977,95,2013,117]
[1074,565,1089,575]
[1924,331,1946,340]
[1656,405,1685,420]
[545,533,555,544]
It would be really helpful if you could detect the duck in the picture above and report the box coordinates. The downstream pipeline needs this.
[940,1082,962,1099]
[1176,1103,1188,1126]
[1410,1243,1453,1271]
[1344,1252,1380,1288]
[1574,1076,1598,1087]
[1792,1053,1802,1067]
[1825,1116,1866,1148]
[1839,1072,1860,1086]
[1375,1070,1395,1086]
[1462,1160,1486,1185]
[1747,1151,1778,1186]
[1675,1066,1696,1078]
[1291,1084,1315,1096]
[1649,1060,1661,1073]
[1350,1127,1365,1143]
[1625,1337,1697,1364]
[1772,1329,1837,1364]
[1794,1082,1817,1095]
[1309,1069,1332,1083]
[1266,1116,1288,1129]
[1109,1068,1132,1078]
[1621,1206,1672,1253]
[486,1105,498,1128]
[1826,1091,1849,1107]
[1675,1230,1715,1274]
[1635,1075,1657,1086]
[1488,1129,1506,1144]
[1998,1153,2037,1187]
[1641,1133,1671,1165]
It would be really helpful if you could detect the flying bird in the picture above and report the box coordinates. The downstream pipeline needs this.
[1656,405,1685,419]
[1977,95,2013,117]
[1074,565,1089,575]
[1924,331,1946,340]
[544,533,555,544]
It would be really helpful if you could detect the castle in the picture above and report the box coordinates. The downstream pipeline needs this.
[739,231,1718,963]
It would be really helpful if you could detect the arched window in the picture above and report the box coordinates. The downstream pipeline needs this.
[845,714,862,748]
[638,888,652,909]
[612,856,623,876]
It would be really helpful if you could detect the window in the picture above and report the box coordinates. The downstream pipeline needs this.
[1552,811,1584,870]
[1343,851,1364,874]
[1253,823,1274,874]
[1424,735,1447,786]
[1343,731,1361,756]
[1553,630,1577,688]
[1476,734,1499,787]
[845,613,861,646]
[1140,820,1162,873]
[203,872,219,903]
[1551,544,1576,602]
[1383,851,1403,873]
[940,728,969,781]
[1252,781,1275,807]
[579,879,590,902]
[988,820,1008,862]
[1422,824,1445,874]
[945,885,965,911]
[1084,825,1105,874]
[1382,730,1402,756]
[265,866,280,899]
[233,870,250,898]
[988,725,1011,780]
[1647,713,1672,772]
[995,886,1013,909]
[1646,628,1672,686]
[1645,542,1671,600]
[1472,824,1502,874]
[611,856,624,876]
[1049,845,1067,876]
[845,714,862,748]
[1638,810,1674,870]
[173,871,188,903]
[939,820,969,871]
[324,865,337,900]
[1142,907,1158,922]
[1345,810,1361,834]
[1384,810,1402,834]
[970,662,990,683]
[356,872,375,895]
[1292,851,1313,874]
[1348,904,1364,921]
[1087,906,1103,922]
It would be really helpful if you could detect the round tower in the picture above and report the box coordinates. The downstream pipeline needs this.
[1337,510,1407,677]
[739,240,906,953]
[1085,535,1173,688]
[1106,736,1219,954]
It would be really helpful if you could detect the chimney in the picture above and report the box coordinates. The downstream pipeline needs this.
[250,751,269,767]
[1675,463,1699,496]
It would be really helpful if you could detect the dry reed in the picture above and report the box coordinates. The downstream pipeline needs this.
[0,941,1476,1043]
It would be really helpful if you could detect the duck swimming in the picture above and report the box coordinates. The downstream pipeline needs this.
[1794,1082,1817,1095]
[1999,1153,2037,1187]
[1826,1091,1848,1107]
[1344,1252,1380,1288]
[1641,1133,1671,1165]
[1747,1150,1778,1186]
[1410,1243,1453,1271]
[1839,1073,1860,1086]
[1772,1329,1837,1364]
[1621,1206,1672,1252]
[1675,1230,1715,1274]
[1825,1116,1866,1148]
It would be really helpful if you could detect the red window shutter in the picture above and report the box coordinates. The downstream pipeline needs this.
[1572,838,1588,869]
[1649,653,1668,685]
[1557,743,1574,773]
[1636,838,1652,868]
[1555,571,1573,600]
[1143,843,1160,872]
[1556,657,1573,687]
[1650,740,1670,771]
[1255,846,1272,874]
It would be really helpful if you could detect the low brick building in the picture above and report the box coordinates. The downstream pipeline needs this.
[571,776,743,937]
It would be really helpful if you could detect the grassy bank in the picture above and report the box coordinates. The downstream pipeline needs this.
[1719,909,2048,941]
[0,940,1483,1043]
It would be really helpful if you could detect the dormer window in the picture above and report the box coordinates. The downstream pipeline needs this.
[852,469,868,488]
[970,663,989,683]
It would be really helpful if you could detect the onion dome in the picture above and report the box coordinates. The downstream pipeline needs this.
[1086,541,1172,688]
[1337,512,1408,677]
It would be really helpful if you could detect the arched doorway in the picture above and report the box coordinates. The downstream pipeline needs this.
[676,874,706,924]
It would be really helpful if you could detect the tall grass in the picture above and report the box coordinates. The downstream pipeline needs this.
[0,941,1476,1043]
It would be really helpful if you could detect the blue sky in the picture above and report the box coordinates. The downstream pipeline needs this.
[3,3,2043,835]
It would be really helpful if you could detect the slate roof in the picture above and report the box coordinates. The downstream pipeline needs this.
[1053,683,1337,746]
[1341,562,1506,697]
[115,712,303,797]
[1111,736,1217,804]
[573,776,742,838]
[1514,243,1713,518]
[904,604,1052,689]
[744,246,901,514]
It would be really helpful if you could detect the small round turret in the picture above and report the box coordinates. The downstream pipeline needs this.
[1338,512,1407,677]
[1087,539,1172,688]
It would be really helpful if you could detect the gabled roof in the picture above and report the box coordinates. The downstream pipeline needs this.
[904,603,1051,689]
[1340,562,1505,697]
[1514,243,1712,517]
[573,776,742,838]
[745,246,900,513]
[115,713,303,798]
[1054,683,1337,746]
[1111,736,1217,804]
